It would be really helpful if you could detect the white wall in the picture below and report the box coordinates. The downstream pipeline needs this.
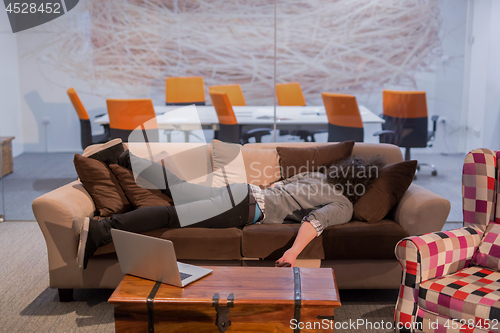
[464,0,500,152]
[427,0,468,154]
[390,0,467,155]
[0,9,23,156]
[16,10,140,152]
[17,35,91,153]
[464,0,490,152]
[479,0,500,151]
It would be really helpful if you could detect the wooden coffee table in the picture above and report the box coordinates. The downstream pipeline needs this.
[108,266,341,332]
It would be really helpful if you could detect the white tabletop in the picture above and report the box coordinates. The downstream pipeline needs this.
[94,105,384,131]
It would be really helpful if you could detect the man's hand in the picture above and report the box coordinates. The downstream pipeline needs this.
[275,221,317,268]
[275,249,300,267]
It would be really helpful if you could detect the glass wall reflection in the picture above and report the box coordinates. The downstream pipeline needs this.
[275,0,469,223]
[0,0,477,224]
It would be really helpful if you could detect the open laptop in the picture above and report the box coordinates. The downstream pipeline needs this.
[111,229,212,287]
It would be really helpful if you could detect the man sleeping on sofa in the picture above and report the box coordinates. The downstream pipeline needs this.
[77,148,384,271]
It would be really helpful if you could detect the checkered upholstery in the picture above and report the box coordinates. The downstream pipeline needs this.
[419,266,500,332]
[474,223,500,270]
[463,149,497,232]
[496,151,500,224]
[416,308,491,333]
[395,228,483,332]
[394,148,499,332]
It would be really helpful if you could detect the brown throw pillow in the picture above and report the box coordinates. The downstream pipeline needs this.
[353,160,417,223]
[74,154,132,217]
[83,138,125,165]
[276,141,355,179]
[109,164,173,208]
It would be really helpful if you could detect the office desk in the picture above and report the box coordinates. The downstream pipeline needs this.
[94,105,384,142]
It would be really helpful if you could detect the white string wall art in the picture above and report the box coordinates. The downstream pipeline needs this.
[29,0,442,104]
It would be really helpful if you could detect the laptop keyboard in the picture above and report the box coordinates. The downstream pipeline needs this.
[180,272,192,280]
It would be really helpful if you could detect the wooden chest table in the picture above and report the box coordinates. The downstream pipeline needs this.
[108,266,341,332]
[1,137,14,177]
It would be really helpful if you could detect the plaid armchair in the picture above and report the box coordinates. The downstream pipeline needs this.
[394,149,500,333]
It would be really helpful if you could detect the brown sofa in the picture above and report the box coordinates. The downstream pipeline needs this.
[33,142,450,301]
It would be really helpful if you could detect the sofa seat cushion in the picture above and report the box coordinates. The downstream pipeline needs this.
[94,227,243,260]
[419,266,500,331]
[242,219,407,260]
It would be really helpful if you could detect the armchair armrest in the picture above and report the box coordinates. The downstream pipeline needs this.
[396,227,482,284]
[246,128,271,136]
[32,180,95,287]
[394,227,482,331]
[373,130,395,143]
[372,130,395,136]
[393,183,450,236]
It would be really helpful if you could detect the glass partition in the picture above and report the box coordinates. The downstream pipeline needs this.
[275,0,469,225]
[0,0,474,226]
[0,0,278,220]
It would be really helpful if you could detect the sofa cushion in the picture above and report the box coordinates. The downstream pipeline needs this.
[242,146,280,186]
[242,224,325,259]
[73,154,132,217]
[109,164,173,209]
[126,142,213,185]
[95,227,243,260]
[245,142,404,165]
[353,160,417,223]
[211,140,280,186]
[418,266,500,331]
[150,150,187,181]
[241,219,407,260]
[473,223,500,270]
[276,141,354,179]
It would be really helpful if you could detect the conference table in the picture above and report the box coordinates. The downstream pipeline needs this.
[94,105,384,143]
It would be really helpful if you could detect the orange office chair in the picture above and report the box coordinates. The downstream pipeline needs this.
[209,84,246,106]
[276,82,326,142]
[209,91,270,144]
[322,93,364,142]
[166,77,206,106]
[374,90,439,176]
[67,88,109,150]
[276,82,306,106]
[106,99,159,142]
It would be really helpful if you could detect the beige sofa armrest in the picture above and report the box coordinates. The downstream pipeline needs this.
[392,183,451,236]
[32,180,94,280]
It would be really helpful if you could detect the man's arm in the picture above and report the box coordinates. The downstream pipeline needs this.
[276,221,317,267]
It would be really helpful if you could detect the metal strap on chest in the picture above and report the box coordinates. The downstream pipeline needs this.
[294,267,302,333]
[212,292,234,333]
[147,281,162,333]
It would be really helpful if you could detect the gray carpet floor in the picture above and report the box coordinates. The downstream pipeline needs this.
[0,221,398,332]
[0,222,114,332]
[1,153,78,221]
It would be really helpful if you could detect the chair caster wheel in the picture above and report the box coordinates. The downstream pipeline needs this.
[432,170,437,176]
